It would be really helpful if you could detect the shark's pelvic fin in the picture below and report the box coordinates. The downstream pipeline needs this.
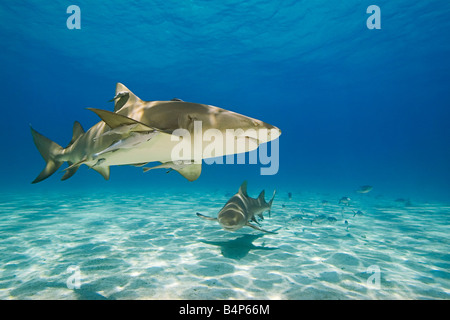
[113,83,142,112]
[92,166,110,180]
[30,126,64,184]
[175,163,202,181]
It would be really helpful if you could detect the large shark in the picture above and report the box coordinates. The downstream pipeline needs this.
[196,181,277,233]
[31,83,281,183]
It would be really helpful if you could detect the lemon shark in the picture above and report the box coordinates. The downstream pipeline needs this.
[30,83,281,183]
[197,181,277,233]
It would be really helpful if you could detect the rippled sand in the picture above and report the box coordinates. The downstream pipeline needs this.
[0,189,448,299]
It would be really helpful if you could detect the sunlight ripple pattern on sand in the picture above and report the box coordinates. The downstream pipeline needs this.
[0,190,448,299]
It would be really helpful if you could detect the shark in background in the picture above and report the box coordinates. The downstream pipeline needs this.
[197,181,277,233]
[30,83,281,183]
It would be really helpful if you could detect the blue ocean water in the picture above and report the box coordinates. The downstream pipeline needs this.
[0,1,449,300]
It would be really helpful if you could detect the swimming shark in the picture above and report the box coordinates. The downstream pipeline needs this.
[196,181,277,233]
[30,83,281,183]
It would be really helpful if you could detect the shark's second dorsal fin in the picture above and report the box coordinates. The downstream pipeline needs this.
[239,181,248,197]
[113,83,141,112]
[67,121,85,148]
[87,108,157,132]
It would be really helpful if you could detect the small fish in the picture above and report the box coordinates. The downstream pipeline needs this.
[321,200,330,206]
[352,210,364,217]
[339,197,351,206]
[357,185,373,194]
[93,131,159,159]
[327,216,338,223]
[288,192,292,200]
[311,215,337,225]
[311,214,327,225]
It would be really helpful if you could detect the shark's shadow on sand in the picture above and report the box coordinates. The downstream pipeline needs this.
[200,234,277,260]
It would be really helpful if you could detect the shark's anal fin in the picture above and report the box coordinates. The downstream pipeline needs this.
[196,213,218,221]
[61,161,80,181]
[246,222,278,234]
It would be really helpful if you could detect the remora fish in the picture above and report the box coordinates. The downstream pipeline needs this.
[197,181,277,233]
[30,83,281,183]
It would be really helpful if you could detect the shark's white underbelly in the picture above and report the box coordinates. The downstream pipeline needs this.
[85,133,261,167]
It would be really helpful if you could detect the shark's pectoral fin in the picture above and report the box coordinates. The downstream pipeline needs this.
[246,222,278,234]
[87,108,157,132]
[196,213,217,221]
[92,166,110,180]
[143,161,202,182]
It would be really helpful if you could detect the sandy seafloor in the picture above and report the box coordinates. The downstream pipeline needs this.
[0,188,448,300]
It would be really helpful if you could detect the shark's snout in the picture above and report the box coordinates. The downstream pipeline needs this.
[218,210,244,231]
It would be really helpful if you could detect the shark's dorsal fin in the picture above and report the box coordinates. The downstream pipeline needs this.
[92,166,110,180]
[239,181,248,197]
[87,108,157,132]
[67,121,85,148]
[113,83,142,112]
[257,190,265,202]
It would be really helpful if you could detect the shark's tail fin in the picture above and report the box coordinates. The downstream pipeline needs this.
[30,126,64,184]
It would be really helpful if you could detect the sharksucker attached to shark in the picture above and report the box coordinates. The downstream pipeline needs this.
[30,83,281,183]
[197,181,277,234]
